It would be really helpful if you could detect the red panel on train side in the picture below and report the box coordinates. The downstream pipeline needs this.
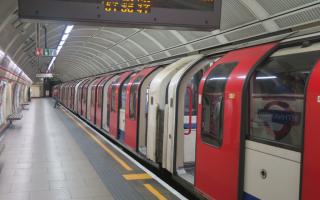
[95,76,113,129]
[90,76,110,124]
[301,60,320,200]
[89,77,104,123]
[109,71,133,138]
[125,67,156,151]
[195,43,277,200]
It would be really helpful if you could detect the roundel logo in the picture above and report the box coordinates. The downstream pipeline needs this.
[258,101,301,140]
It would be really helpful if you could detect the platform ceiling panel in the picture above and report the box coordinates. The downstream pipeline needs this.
[0,0,320,81]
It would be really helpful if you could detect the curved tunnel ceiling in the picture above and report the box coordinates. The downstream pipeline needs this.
[0,0,320,81]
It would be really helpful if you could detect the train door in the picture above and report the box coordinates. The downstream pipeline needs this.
[124,67,159,151]
[147,55,203,163]
[74,80,85,112]
[95,75,112,128]
[244,42,320,200]
[70,81,78,110]
[165,57,216,184]
[77,79,89,114]
[109,72,133,138]
[101,75,118,132]
[81,79,94,118]
[118,74,134,142]
[87,78,99,120]
[195,43,277,200]
[90,76,109,124]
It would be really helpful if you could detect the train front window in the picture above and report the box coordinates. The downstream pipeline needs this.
[129,76,143,120]
[201,62,237,147]
[249,49,320,150]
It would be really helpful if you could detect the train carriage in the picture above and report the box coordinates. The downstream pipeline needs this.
[124,66,162,152]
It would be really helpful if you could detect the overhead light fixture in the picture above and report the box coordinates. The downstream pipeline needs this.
[64,25,74,34]
[61,34,69,41]
[59,40,65,46]
[256,76,277,80]
[47,25,74,72]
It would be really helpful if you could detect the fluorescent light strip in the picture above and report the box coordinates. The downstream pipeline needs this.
[256,76,277,80]
[47,25,74,72]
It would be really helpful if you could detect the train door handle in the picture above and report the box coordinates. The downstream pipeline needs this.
[260,169,267,179]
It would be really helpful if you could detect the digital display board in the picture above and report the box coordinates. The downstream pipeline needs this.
[18,0,221,30]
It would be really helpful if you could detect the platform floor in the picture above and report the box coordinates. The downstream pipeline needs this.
[0,99,181,200]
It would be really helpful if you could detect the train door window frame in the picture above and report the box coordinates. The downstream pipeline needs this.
[120,76,132,110]
[247,44,320,151]
[201,62,237,147]
[129,75,143,120]
[111,78,120,112]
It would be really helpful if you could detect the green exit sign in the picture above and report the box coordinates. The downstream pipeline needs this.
[35,48,57,57]
[44,49,57,57]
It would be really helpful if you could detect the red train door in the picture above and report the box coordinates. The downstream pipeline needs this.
[125,67,156,150]
[90,76,109,124]
[77,79,90,114]
[302,60,320,199]
[109,71,133,138]
[195,43,277,200]
[96,75,113,129]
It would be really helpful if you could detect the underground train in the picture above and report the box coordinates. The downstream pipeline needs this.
[0,51,31,131]
[54,31,320,200]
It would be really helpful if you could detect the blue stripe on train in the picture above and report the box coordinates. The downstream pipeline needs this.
[184,123,197,129]
[243,192,260,200]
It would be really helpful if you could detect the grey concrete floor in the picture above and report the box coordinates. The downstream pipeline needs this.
[0,99,114,200]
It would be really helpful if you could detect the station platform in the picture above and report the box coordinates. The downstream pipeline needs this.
[0,98,183,200]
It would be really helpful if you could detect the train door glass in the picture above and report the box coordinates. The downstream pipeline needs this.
[245,48,320,199]
[202,62,237,146]
[129,76,143,119]
[110,79,119,112]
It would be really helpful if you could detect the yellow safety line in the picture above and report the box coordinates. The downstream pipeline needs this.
[61,108,133,171]
[144,184,168,200]
[123,173,152,180]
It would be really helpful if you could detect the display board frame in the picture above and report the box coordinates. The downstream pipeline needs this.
[18,0,222,31]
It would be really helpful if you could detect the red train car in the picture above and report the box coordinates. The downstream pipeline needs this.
[124,67,161,151]
[109,71,134,139]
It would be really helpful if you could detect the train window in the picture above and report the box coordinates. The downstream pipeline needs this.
[129,76,143,119]
[120,77,131,110]
[201,62,237,147]
[184,70,203,115]
[111,83,117,112]
[249,49,320,150]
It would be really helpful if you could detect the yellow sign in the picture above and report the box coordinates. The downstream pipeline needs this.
[105,0,151,14]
